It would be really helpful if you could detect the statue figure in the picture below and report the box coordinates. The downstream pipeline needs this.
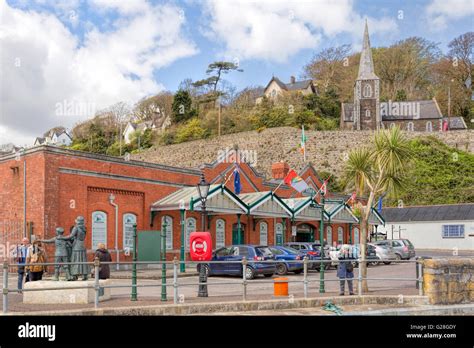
[62,216,89,281]
[39,227,73,281]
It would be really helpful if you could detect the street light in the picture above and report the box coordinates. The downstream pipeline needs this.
[197,172,210,297]
[319,193,325,293]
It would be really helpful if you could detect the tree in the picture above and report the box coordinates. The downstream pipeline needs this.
[134,92,173,124]
[108,102,132,156]
[193,61,243,94]
[343,126,412,292]
[171,90,196,123]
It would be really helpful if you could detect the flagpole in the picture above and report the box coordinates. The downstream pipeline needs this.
[272,179,285,195]
[302,125,306,163]
[311,175,331,202]
[223,162,237,186]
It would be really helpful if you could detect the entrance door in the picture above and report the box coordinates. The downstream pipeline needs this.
[296,224,314,242]
[275,223,283,246]
[232,223,245,244]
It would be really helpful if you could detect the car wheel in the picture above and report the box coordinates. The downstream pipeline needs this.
[293,269,303,274]
[196,264,210,276]
[245,266,255,280]
[383,261,391,265]
[395,254,402,261]
[263,273,273,278]
[276,263,288,275]
[369,261,379,266]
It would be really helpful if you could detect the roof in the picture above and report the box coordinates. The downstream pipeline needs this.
[444,117,467,130]
[357,20,379,80]
[35,137,46,144]
[263,77,314,94]
[382,204,474,223]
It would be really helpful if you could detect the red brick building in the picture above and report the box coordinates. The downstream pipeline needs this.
[0,146,383,262]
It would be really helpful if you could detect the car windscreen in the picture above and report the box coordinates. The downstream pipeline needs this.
[403,239,414,248]
[255,247,273,257]
[280,247,299,255]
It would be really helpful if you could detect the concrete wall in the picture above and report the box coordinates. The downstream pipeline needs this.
[378,220,474,251]
[422,258,474,305]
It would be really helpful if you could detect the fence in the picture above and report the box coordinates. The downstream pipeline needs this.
[1,257,424,314]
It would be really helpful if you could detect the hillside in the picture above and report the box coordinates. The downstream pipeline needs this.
[133,127,474,179]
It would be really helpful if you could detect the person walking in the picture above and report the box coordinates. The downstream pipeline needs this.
[16,238,30,293]
[26,241,47,281]
[93,243,112,279]
[337,245,355,296]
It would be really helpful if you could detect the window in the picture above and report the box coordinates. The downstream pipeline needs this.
[337,227,344,244]
[426,121,433,132]
[259,222,268,245]
[365,109,371,118]
[123,213,137,252]
[185,217,196,250]
[271,89,277,97]
[161,216,173,250]
[215,219,225,249]
[92,211,107,250]
[392,241,403,247]
[363,84,372,97]
[326,226,333,246]
[442,225,465,238]
[238,246,249,256]
[216,247,229,257]
[353,227,360,244]
[270,248,283,255]
[407,122,414,131]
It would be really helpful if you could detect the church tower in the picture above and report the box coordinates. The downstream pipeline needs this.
[353,20,380,130]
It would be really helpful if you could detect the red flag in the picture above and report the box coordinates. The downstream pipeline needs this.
[284,169,309,193]
[320,180,327,195]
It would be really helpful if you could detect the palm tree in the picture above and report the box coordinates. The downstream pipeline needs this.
[343,126,412,292]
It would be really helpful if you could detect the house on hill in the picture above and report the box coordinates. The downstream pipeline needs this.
[340,21,467,132]
[256,76,316,104]
[123,120,156,145]
[34,128,72,146]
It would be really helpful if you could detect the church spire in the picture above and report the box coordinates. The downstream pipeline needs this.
[357,19,378,80]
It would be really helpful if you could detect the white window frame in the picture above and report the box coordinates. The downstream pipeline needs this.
[337,227,344,245]
[426,121,433,132]
[260,222,268,245]
[326,226,333,247]
[363,84,372,98]
[353,227,360,244]
[442,225,465,239]
[365,109,371,118]
[123,213,137,251]
[407,122,414,132]
[162,216,173,250]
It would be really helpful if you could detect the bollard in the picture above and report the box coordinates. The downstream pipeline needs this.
[242,257,247,301]
[94,257,100,309]
[274,277,289,297]
[417,261,423,296]
[303,256,308,299]
[3,261,8,314]
[357,259,362,296]
[173,257,178,304]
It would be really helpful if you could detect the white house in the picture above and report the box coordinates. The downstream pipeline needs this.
[378,204,474,251]
[34,129,72,147]
[122,120,157,145]
[255,76,316,104]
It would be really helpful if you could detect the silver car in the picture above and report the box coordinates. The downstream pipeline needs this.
[369,242,397,265]
[374,239,416,260]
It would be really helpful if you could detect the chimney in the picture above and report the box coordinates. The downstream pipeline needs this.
[290,76,296,84]
[271,161,289,180]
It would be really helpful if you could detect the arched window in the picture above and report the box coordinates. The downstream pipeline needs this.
[260,222,268,245]
[326,226,333,247]
[365,109,371,118]
[161,216,173,250]
[407,122,414,131]
[215,219,225,249]
[426,121,432,132]
[123,213,137,252]
[92,211,107,250]
[271,89,277,98]
[353,227,360,244]
[337,227,344,245]
[363,84,372,98]
[275,223,283,246]
[185,217,196,250]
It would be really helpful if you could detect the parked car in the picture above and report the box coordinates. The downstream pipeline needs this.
[329,244,379,268]
[369,242,397,265]
[268,246,304,275]
[374,239,416,260]
[197,245,276,279]
[284,242,331,270]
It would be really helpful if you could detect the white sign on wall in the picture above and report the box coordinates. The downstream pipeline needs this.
[216,219,225,249]
[123,213,136,250]
[92,211,107,250]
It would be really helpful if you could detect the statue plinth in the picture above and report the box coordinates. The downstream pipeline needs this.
[23,280,111,304]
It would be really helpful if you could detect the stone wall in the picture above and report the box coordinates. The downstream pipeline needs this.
[134,127,474,179]
[422,258,474,305]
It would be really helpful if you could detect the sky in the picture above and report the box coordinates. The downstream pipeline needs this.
[0,0,473,146]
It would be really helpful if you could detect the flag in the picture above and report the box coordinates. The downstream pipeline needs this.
[298,125,307,160]
[377,196,383,213]
[320,180,328,196]
[233,163,241,194]
[284,169,309,193]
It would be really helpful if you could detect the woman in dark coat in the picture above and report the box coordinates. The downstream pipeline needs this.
[94,243,112,279]
[337,245,355,296]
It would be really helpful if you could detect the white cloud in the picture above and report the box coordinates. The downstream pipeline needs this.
[0,0,197,145]
[425,0,474,31]
[202,0,398,63]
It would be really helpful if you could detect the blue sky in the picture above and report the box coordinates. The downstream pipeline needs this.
[1,0,473,145]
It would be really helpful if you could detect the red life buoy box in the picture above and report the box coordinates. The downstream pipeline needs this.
[189,232,212,261]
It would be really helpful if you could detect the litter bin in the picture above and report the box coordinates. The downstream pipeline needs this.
[416,256,432,289]
[274,277,289,297]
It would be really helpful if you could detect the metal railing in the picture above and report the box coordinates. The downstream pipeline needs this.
[1,257,424,314]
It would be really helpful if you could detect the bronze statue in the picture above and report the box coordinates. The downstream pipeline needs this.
[39,227,72,281]
[61,216,89,281]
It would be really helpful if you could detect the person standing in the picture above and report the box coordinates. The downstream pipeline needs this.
[16,238,30,293]
[337,245,355,296]
[26,241,47,281]
[94,243,112,279]
[62,216,89,280]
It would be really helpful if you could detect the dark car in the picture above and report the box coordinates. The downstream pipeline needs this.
[268,246,304,275]
[284,242,331,270]
[198,245,276,279]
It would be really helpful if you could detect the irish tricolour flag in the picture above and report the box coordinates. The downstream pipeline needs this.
[284,169,309,193]
[299,125,307,161]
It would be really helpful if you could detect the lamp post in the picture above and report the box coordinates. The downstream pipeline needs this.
[197,172,210,297]
[131,223,137,301]
[319,194,325,293]
[109,193,119,271]
[161,219,167,301]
